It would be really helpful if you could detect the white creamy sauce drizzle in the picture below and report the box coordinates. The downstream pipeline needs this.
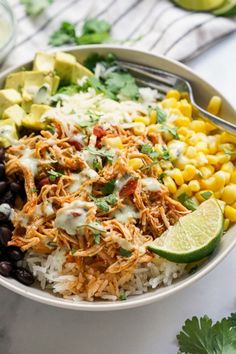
[54,200,94,236]
[141,178,161,192]
[0,125,18,145]
[68,168,98,193]
[35,202,54,218]
[19,148,39,176]
[114,204,140,224]
[168,141,186,160]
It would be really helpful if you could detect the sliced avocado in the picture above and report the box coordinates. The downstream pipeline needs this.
[0,119,18,147]
[22,104,51,130]
[33,51,55,72]
[52,75,60,94]
[54,52,77,85]
[22,71,51,101]
[0,89,22,117]
[174,0,225,10]
[5,72,25,92]
[71,62,93,84]
[2,104,26,127]
[21,100,33,114]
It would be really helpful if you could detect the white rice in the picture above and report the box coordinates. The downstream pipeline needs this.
[26,248,186,301]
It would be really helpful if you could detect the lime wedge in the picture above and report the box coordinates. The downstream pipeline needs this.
[173,0,225,11]
[148,199,223,263]
[213,0,236,16]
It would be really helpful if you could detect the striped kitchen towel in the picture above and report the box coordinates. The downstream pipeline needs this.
[3,0,236,69]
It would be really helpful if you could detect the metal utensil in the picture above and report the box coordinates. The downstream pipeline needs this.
[116,60,236,134]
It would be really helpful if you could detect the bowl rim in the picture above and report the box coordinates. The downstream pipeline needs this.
[0,44,236,311]
[0,0,17,52]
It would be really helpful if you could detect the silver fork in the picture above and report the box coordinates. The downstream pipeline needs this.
[116,60,236,135]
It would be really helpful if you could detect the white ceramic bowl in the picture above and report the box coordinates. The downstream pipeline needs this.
[0,45,236,311]
[0,0,16,64]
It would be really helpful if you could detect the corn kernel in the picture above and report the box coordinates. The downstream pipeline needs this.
[199,166,215,179]
[207,155,219,165]
[231,170,236,183]
[133,123,146,136]
[177,127,191,137]
[196,152,208,166]
[221,132,236,145]
[200,174,224,192]
[208,136,218,154]
[214,171,227,189]
[189,120,206,133]
[163,176,177,194]
[188,179,200,192]
[174,184,192,199]
[214,189,223,199]
[205,121,217,133]
[134,116,150,126]
[185,146,197,158]
[169,168,184,186]
[147,124,159,135]
[175,156,190,170]
[195,190,213,202]
[178,99,192,118]
[174,116,190,127]
[166,89,180,100]
[221,162,235,174]
[221,184,236,204]
[195,141,208,154]
[224,218,230,231]
[128,158,144,170]
[149,110,157,124]
[221,171,231,184]
[207,96,222,115]
[215,152,230,164]
[225,205,236,222]
[105,137,123,149]
[182,164,196,182]
[162,98,177,109]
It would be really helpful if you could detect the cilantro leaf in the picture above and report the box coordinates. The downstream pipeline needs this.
[21,0,53,16]
[86,146,115,164]
[49,21,76,46]
[160,125,180,140]
[82,18,111,35]
[119,291,128,301]
[156,106,167,124]
[201,191,213,200]
[93,158,102,172]
[93,231,101,245]
[78,113,99,128]
[119,247,132,257]
[84,53,116,72]
[158,173,167,183]
[177,315,214,354]
[141,144,159,160]
[76,32,110,45]
[105,72,139,100]
[47,169,64,182]
[161,146,170,160]
[58,85,79,96]
[101,179,116,195]
[227,313,236,327]
[213,318,236,354]
[93,194,118,212]
[178,193,198,211]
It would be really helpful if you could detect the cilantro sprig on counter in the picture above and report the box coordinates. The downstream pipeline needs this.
[21,0,53,16]
[177,313,236,354]
[49,18,111,47]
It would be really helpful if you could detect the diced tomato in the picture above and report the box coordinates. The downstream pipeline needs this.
[119,179,138,198]
[71,212,81,217]
[69,140,83,151]
[38,177,50,188]
[93,126,107,139]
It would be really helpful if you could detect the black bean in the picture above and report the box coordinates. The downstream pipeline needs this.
[0,181,7,194]
[0,163,5,179]
[0,261,13,277]
[0,247,8,261]
[0,190,14,206]
[0,226,12,246]
[0,148,5,162]
[10,182,22,194]
[12,267,34,286]
[6,246,25,262]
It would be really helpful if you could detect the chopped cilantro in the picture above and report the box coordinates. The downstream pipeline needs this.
[46,125,55,134]
[101,179,116,195]
[78,113,99,128]
[141,144,159,160]
[47,169,64,182]
[156,106,167,124]
[140,161,159,171]
[161,146,170,160]
[178,193,197,211]
[84,53,116,72]
[119,247,132,257]
[71,247,78,255]
[49,21,76,46]
[93,194,118,212]
[93,158,102,172]
[201,191,213,200]
[31,187,38,193]
[105,72,139,100]
[86,147,115,164]
[21,0,53,16]
[160,125,180,140]
[177,314,236,354]
[49,18,111,47]
[58,85,79,96]
[158,173,167,183]
[93,231,101,245]
[119,291,128,301]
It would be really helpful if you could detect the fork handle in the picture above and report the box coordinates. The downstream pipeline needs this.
[193,103,236,135]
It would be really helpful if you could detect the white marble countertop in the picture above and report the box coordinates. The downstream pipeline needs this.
[1,33,236,354]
